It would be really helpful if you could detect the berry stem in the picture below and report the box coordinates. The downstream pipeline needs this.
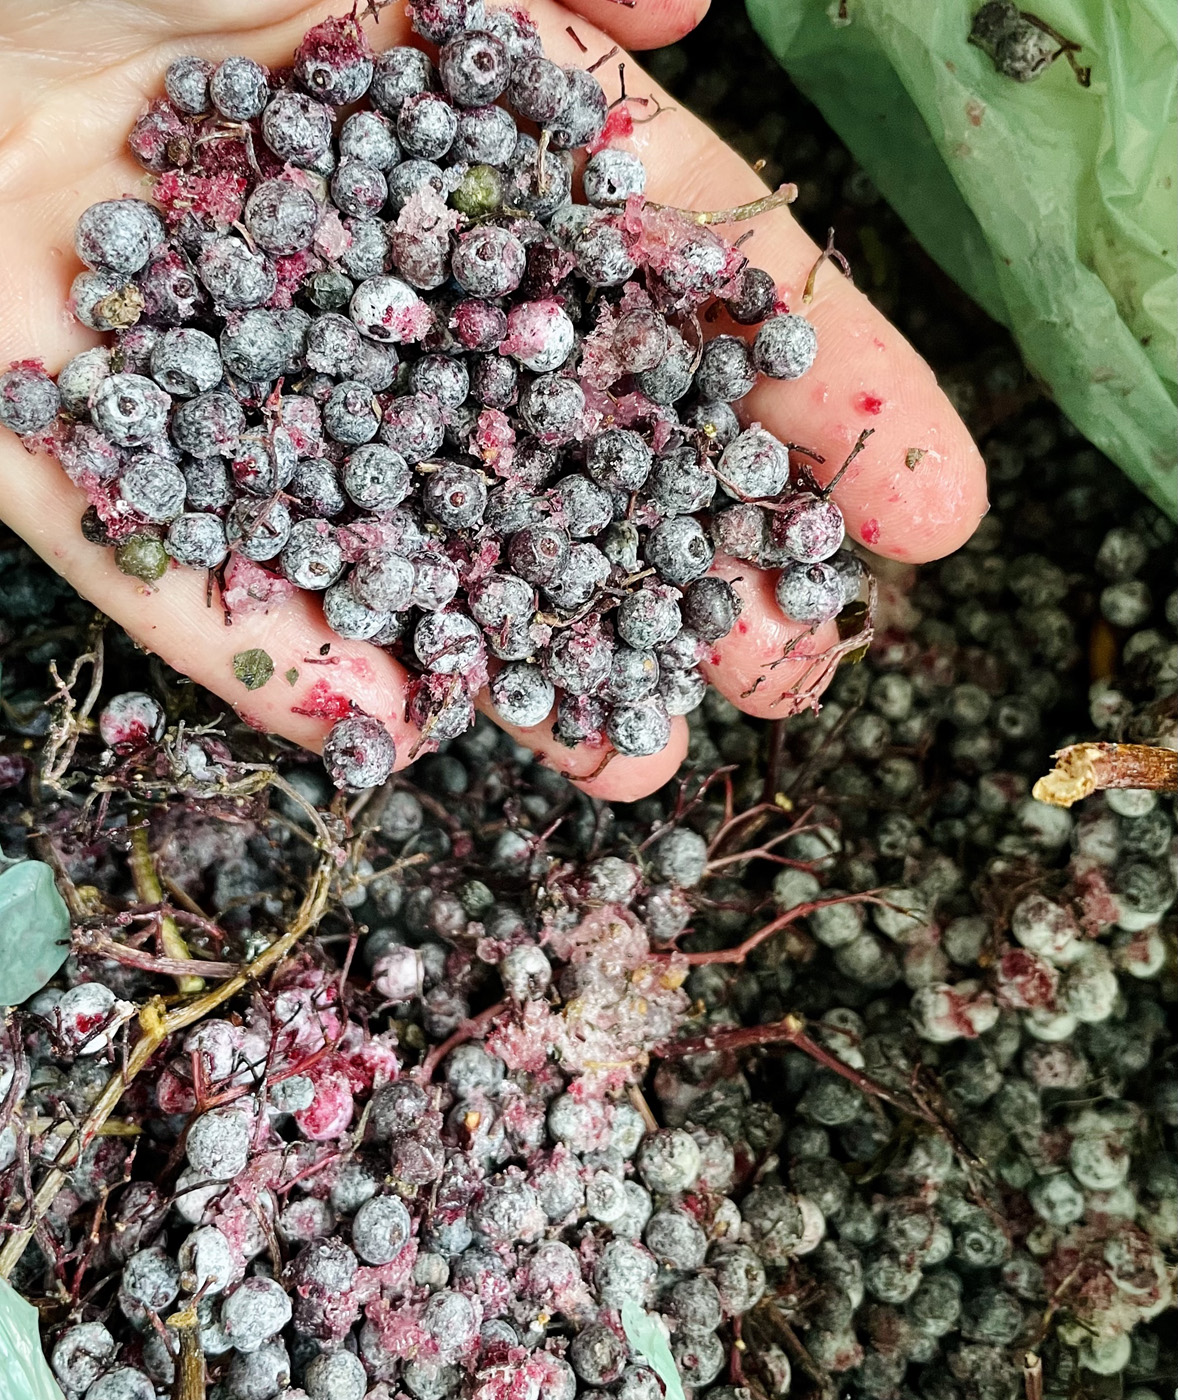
[802,226,852,304]
[673,891,882,966]
[820,427,874,499]
[128,814,205,995]
[415,999,508,1082]
[644,184,798,227]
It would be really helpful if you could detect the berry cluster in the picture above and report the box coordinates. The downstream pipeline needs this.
[0,0,865,789]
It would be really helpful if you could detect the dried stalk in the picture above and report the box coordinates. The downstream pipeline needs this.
[645,184,798,226]
[166,1299,206,1400]
[1032,741,1177,807]
[415,1000,508,1083]
[128,818,204,994]
[0,847,335,1280]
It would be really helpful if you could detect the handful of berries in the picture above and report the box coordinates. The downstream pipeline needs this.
[0,0,867,791]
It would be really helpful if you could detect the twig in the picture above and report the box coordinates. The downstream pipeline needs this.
[627,1084,659,1134]
[1023,1352,1043,1400]
[672,892,879,966]
[644,184,798,227]
[656,1010,933,1126]
[1032,742,1177,807]
[415,1000,508,1083]
[128,818,204,995]
[0,845,335,1280]
[802,227,852,303]
[166,1298,206,1400]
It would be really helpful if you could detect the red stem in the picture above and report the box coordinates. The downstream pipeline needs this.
[415,1000,508,1083]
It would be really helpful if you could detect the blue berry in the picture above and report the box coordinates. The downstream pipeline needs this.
[646,447,715,515]
[370,46,435,115]
[607,697,672,757]
[75,199,163,276]
[324,379,380,445]
[452,227,526,299]
[244,178,319,256]
[634,328,695,405]
[261,90,333,166]
[282,518,344,590]
[410,552,461,611]
[617,583,681,650]
[0,363,60,436]
[572,216,636,288]
[544,625,614,695]
[694,334,756,402]
[606,646,659,702]
[408,354,469,410]
[324,712,397,789]
[548,67,608,150]
[120,452,186,521]
[775,560,844,623]
[645,515,714,585]
[289,458,346,517]
[491,663,554,727]
[724,266,777,324]
[324,580,391,640]
[504,134,573,219]
[414,610,484,674]
[294,15,373,106]
[164,56,214,114]
[452,105,518,165]
[397,91,458,160]
[91,372,169,447]
[719,426,790,498]
[424,463,488,530]
[209,56,269,120]
[347,546,414,613]
[56,347,111,417]
[219,309,293,383]
[340,110,401,169]
[508,523,571,585]
[379,392,445,462]
[583,149,646,206]
[350,276,426,343]
[543,542,610,610]
[407,0,480,44]
[518,373,583,444]
[331,157,389,218]
[440,30,510,107]
[753,313,818,379]
[683,576,740,641]
[771,492,846,563]
[149,327,221,398]
[196,236,276,311]
[343,444,411,510]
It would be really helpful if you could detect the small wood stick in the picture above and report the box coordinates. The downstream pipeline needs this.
[1023,1352,1043,1400]
[1032,742,1177,807]
[166,1300,206,1400]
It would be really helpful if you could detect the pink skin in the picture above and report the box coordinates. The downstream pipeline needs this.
[0,0,986,804]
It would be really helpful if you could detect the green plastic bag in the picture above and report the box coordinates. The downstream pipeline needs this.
[0,1279,65,1400]
[746,0,1177,515]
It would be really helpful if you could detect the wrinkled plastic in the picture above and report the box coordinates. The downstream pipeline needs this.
[0,1280,66,1400]
[747,0,1177,514]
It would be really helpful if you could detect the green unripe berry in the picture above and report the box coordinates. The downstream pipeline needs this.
[116,534,169,582]
[452,164,503,218]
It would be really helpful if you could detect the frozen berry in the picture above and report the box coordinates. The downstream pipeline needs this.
[323,713,397,789]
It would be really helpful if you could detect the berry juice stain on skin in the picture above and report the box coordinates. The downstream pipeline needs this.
[861,518,881,545]
[292,677,353,721]
[855,392,884,415]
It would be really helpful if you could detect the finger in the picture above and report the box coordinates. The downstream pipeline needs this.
[479,695,689,802]
[534,2,988,564]
[698,554,842,720]
[559,0,709,52]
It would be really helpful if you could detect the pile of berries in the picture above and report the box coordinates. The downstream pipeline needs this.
[0,0,866,787]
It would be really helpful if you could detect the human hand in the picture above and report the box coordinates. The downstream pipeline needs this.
[0,0,987,800]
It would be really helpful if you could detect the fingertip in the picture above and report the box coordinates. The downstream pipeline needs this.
[557,0,708,51]
[700,554,842,719]
[477,693,688,802]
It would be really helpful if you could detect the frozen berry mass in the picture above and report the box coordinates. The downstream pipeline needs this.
[0,0,864,792]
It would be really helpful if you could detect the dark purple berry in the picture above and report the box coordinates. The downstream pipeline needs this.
[261,90,333,166]
[332,158,389,218]
[753,313,818,380]
[775,559,844,623]
[507,57,570,123]
[508,523,571,586]
[244,178,320,256]
[414,610,485,674]
[282,518,344,590]
[694,334,756,402]
[771,492,846,563]
[683,576,741,642]
[724,266,777,324]
[491,663,554,727]
[397,91,458,160]
[644,515,715,585]
[323,712,397,789]
[370,46,435,115]
[209,56,269,120]
[548,67,608,151]
[294,15,374,107]
[0,363,60,436]
[440,31,510,108]
[583,149,646,206]
[164,56,213,115]
[424,463,488,530]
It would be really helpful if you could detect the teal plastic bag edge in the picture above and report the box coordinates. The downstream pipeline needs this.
[0,1279,66,1400]
[747,0,1178,517]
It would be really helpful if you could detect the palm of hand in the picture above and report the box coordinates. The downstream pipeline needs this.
[0,0,987,800]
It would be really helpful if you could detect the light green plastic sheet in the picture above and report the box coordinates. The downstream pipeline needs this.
[0,1280,65,1400]
[746,0,1177,515]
